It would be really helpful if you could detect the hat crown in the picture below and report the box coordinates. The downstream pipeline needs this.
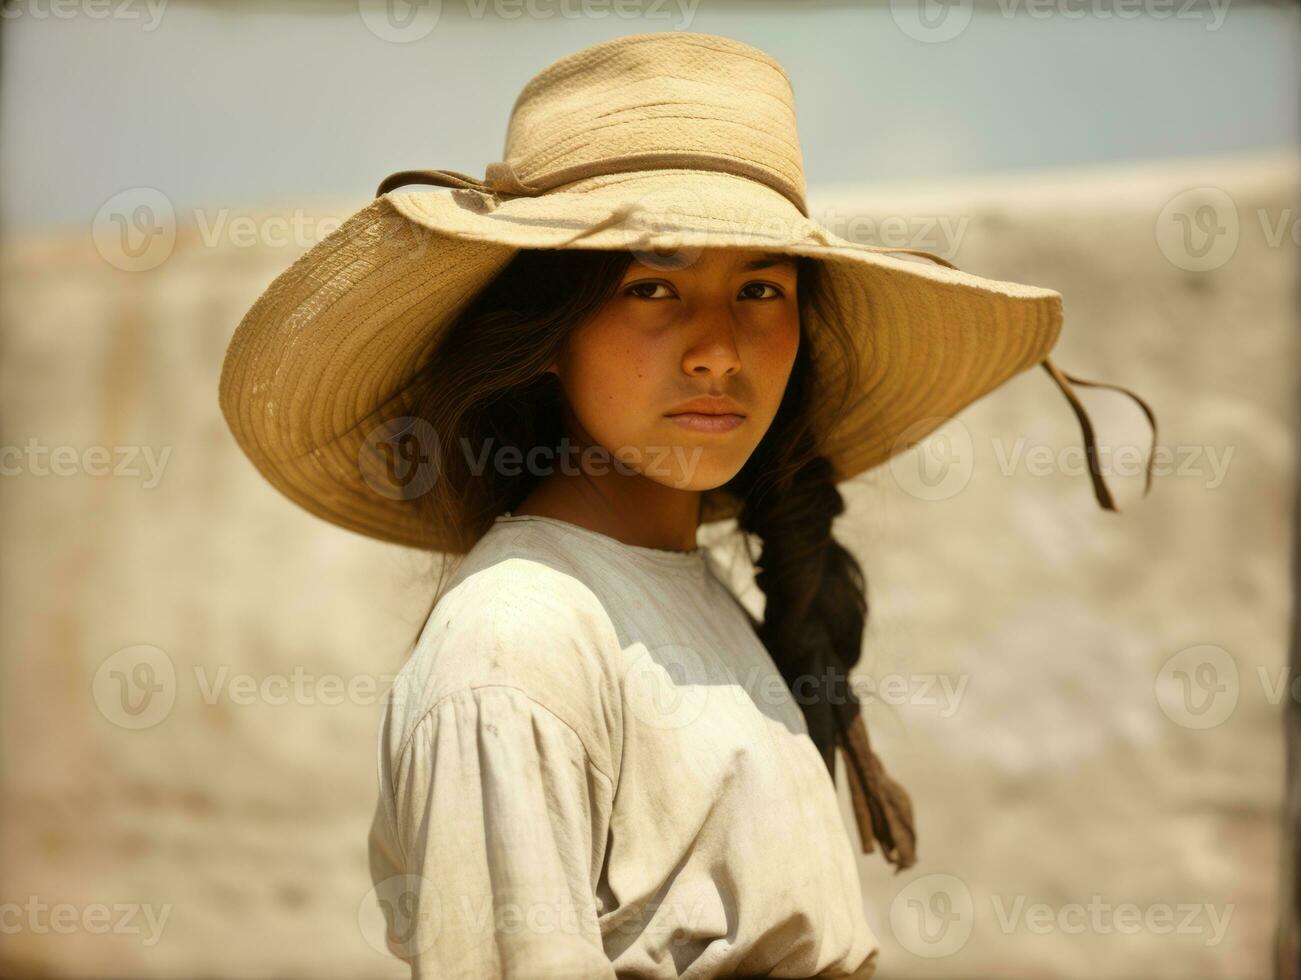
[500,33,808,211]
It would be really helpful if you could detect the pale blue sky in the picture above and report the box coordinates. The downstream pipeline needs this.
[1,1,1296,230]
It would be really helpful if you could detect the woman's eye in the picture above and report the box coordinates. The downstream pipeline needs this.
[739,282,784,301]
[624,282,673,300]
[623,281,785,301]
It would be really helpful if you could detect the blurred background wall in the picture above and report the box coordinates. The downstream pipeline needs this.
[0,2,1297,977]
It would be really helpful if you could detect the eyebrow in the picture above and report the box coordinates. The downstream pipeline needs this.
[740,253,799,271]
[623,251,798,274]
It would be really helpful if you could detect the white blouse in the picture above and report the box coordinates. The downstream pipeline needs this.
[367,513,880,979]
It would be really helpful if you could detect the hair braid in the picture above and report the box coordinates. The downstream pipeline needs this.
[735,444,917,872]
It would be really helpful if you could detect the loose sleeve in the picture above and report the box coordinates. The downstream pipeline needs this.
[380,684,617,979]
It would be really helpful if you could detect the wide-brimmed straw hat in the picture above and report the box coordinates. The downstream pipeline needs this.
[220,31,1155,552]
[219,31,1158,871]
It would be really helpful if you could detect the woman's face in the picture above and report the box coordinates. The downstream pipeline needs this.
[548,247,801,493]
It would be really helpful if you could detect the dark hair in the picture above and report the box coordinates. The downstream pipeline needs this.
[386,246,914,868]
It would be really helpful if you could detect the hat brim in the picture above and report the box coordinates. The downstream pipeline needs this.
[218,169,1062,550]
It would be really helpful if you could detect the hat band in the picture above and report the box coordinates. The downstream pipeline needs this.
[375,152,811,217]
[817,243,1159,510]
[1040,357,1158,512]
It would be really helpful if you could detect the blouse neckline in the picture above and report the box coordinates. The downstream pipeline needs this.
[494,512,708,572]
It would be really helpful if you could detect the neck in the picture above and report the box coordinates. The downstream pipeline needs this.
[511,468,703,553]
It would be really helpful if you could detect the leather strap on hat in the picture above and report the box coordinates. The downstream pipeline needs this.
[376,161,544,198]
[830,241,1160,512]
[375,152,812,217]
[1041,357,1158,511]
[840,694,916,873]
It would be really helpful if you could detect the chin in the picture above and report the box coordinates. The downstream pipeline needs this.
[655,449,749,492]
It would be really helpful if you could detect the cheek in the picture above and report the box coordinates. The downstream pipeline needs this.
[750,320,801,402]
[562,324,665,429]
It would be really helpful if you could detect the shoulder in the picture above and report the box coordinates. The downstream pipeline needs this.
[386,537,625,782]
[428,552,623,682]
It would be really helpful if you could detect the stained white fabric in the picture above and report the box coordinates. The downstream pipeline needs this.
[367,513,880,979]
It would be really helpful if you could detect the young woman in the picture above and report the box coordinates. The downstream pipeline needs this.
[218,30,1154,980]
[366,243,898,978]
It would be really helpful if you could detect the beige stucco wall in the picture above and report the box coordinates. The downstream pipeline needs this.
[0,150,1294,977]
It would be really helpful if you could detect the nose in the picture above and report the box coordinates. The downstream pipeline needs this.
[680,302,741,378]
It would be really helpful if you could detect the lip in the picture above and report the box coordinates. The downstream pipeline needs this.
[664,395,747,417]
[665,412,746,433]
